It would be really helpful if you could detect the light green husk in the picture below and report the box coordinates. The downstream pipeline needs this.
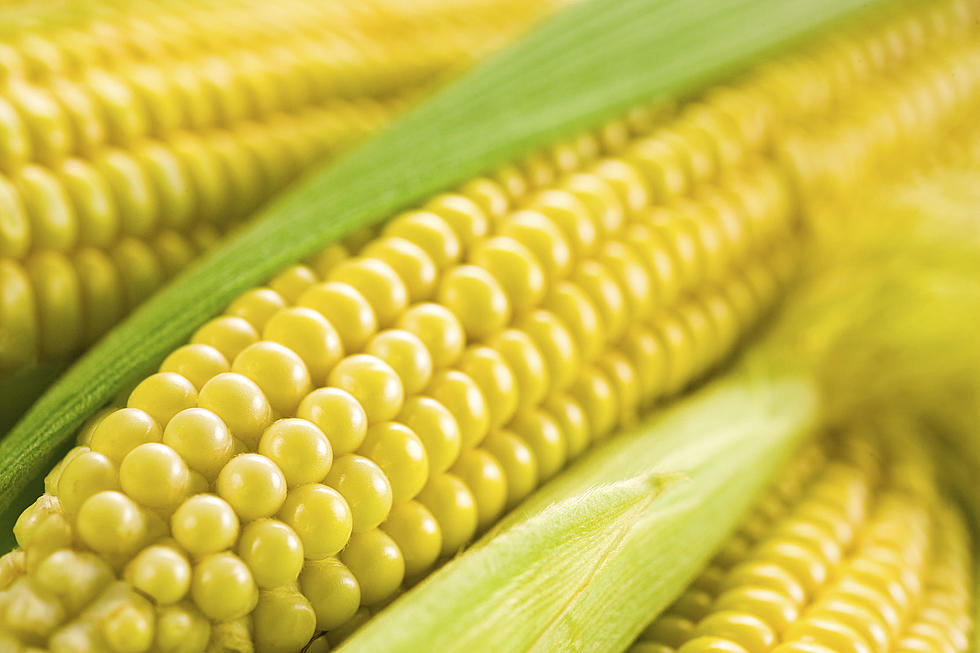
[339,369,817,653]
[0,0,894,550]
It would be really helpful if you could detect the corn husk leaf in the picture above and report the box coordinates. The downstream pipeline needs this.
[339,368,817,653]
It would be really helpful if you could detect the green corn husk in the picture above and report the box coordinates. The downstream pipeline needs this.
[0,0,891,548]
[339,367,816,653]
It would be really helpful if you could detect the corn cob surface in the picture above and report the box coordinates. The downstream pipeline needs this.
[2,0,980,652]
[0,0,564,380]
[630,427,975,653]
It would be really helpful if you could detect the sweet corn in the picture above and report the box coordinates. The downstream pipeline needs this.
[2,1,980,652]
[629,431,974,653]
[0,0,565,376]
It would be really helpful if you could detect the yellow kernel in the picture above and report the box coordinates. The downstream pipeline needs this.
[363,237,439,302]
[329,258,409,327]
[127,372,198,427]
[520,309,581,394]
[120,443,190,512]
[652,312,697,396]
[192,316,259,363]
[438,264,511,340]
[238,519,304,589]
[469,235,547,313]
[232,341,312,416]
[482,431,538,509]
[0,260,38,371]
[124,544,191,605]
[424,194,490,252]
[56,158,118,249]
[77,490,147,557]
[381,500,442,578]
[783,617,873,653]
[190,552,258,621]
[491,328,549,412]
[297,281,378,352]
[259,418,333,488]
[278,483,352,560]
[713,587,800,635]
[569,366,619,440]
[171,494,239,556]
[197,372,273,449]
[694,611,777,653]
[366,329,434,396]
[252,588,317,653]
[328,354,404,424]
[543,281,605,363]
[643,615,696,648]
[676,637,750,653]
[263,307,344,385]
[306,244,349,279]
[301,557,361,631]
[721,561,807,606]
[57,450,119,515]
[450,448,508,531]
[95,150,157,237]
[510,410,567,481]
[340,529,405,606]
[383,210,461,270]
[572,260,629,342]
[90,407,162,465]
[598,350,640,427]
[269,265,318,304]
[13,164,77,252]
[425,371,490,449]
[670,589,714,621]
[216,453,288,521]
[358,422,429,503]
[26,251,84,359]
[458,346,519,430]
[543,394,591,460]
[325,454,393,533]
[162,407,234,479]
[296,387,368,456]
[459,178,510,221]
[396,302,466,369]
[591,158,650,217]
[417,473,478,557]
[498,210,573,283]
[563,172,625,237]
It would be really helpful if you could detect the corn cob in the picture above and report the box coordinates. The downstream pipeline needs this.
[0,0,563,376]
[630,428,975,653]
[2,1,980,652]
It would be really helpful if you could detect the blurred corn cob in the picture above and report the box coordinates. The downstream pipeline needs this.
[2,1,979,652]
[0,0,564,378]
[631,426,974,653]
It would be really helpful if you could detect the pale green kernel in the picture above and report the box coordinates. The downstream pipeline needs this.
[328,354,404,424]
[197,373,273,450]
[417,473,478,557]
[252,587,317,653]
[77,490,148,557]
[124,545,191,605]
[170,494,239,557]
[259,418,333,488]
[340,529,405,606]
[397,396,462,474]
[296,387,368,456]
[300,558,361,631]
[237,519,304,589]
[216,453,288,521]
[325,454,393,533]
[89,408,162,465]
[127,373,198,427]
[57,450,119,515]
[381,500,442,578]
[190,552,258,621]
[162,407,233,479]
[154,604,211,653]
[358,421,429,504]
[119,443,190,512]
[278,484,353,560]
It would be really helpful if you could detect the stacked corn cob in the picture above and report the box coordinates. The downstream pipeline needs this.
[631,429,974,653]
[1,1,980,652]
[0,0,562,375]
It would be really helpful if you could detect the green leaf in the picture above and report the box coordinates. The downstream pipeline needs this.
[0,0,891,543]
[338,369,818,653]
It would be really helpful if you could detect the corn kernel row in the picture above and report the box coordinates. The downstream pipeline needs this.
[0,94,412,372]
[631,428,974,653]
[2,2,979,652]
[0,0,564,376]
